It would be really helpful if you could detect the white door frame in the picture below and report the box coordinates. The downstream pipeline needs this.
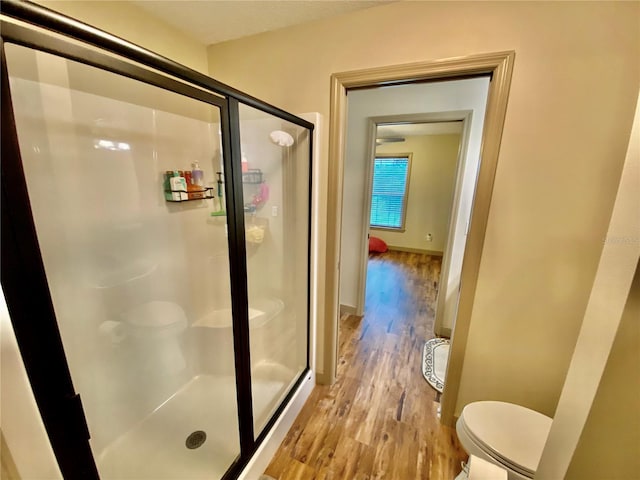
[355,111,473,317]
[323,51,515,426]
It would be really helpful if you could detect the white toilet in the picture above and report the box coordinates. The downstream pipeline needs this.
[456,401,552,480]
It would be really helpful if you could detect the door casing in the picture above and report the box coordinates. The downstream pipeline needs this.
[323,51,515,425]
[355,112,472,319]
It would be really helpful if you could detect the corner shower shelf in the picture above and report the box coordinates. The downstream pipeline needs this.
[192,297,284,329]
[165,187,214,203]
[242,169,263,184]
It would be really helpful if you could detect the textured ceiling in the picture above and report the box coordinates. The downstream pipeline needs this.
[131,1,390,46]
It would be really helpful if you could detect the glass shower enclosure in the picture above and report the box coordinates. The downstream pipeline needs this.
[0,2,312,479]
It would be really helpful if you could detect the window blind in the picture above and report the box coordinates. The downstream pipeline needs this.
[370,156,410,229]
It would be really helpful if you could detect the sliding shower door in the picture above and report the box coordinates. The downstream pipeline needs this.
[237,104,311,436]
[4,43,241,479]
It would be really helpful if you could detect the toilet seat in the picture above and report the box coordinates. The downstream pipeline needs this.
[459,401,552,478]
[459,416,535,478]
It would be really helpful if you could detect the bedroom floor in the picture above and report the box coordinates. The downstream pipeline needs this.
[263,250,467,479]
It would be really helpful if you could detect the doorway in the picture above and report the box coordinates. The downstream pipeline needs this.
[359,116,470,328]
[363,119,465,396]
[324,51,515,426]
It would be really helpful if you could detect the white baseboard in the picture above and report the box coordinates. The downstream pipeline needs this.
[238,370,315,480]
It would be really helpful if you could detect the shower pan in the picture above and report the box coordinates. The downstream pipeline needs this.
[0,2,313,479]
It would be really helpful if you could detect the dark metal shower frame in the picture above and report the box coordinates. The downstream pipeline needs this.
[0,1,314,479]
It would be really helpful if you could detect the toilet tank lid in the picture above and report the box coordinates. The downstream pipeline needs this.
[461,401,552,476]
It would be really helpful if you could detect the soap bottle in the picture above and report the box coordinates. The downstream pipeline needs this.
[191,162,204,189]
[241,153,249,173]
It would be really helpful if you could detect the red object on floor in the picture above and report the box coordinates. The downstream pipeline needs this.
[368,236,388,253]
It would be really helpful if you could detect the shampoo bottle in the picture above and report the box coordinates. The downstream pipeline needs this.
[183,170,195,199]
[191,162,204,189]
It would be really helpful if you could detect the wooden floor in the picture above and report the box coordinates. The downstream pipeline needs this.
[264,250,467,480]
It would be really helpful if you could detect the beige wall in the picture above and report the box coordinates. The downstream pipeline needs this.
[207,1,640,416]
[374,134,460,253]
[34,1,209,73]
[536,90,640,480]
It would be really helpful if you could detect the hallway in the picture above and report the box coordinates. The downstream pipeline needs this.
[264,250,466,479]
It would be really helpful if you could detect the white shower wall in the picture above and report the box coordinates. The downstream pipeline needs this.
[7,44,237,456]
[6,38,312,478]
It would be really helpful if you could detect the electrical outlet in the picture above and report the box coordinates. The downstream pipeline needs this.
[271,205,278,217]
[426,233,433,242]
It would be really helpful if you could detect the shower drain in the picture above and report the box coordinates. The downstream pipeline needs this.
[185,430,207,449]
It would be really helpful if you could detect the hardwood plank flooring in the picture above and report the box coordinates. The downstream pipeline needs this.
[264,250,467,479]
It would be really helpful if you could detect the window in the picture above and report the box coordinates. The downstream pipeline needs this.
[370,154,411,230]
